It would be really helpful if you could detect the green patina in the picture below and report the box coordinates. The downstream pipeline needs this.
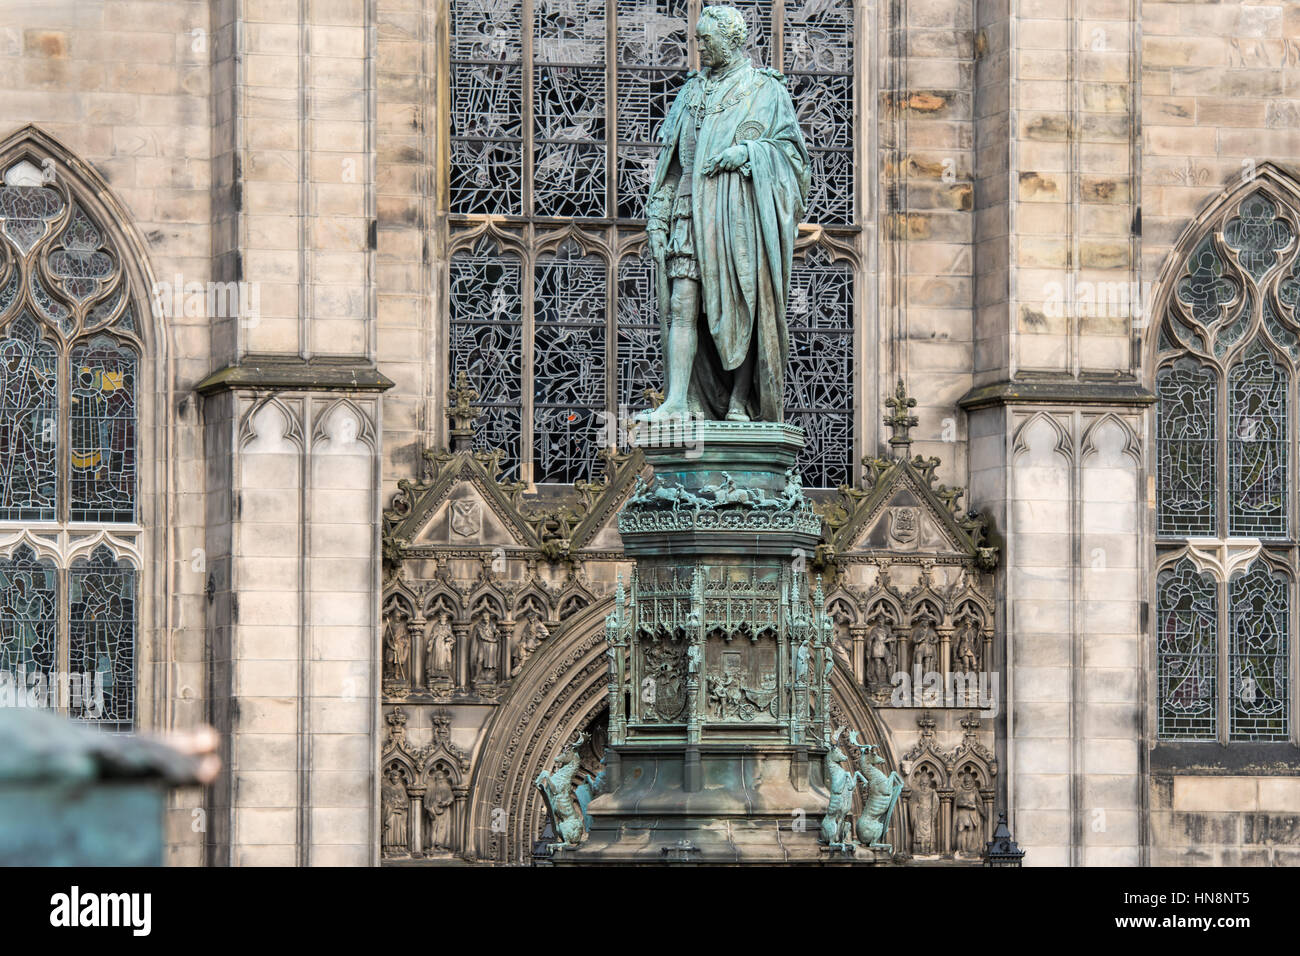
[637,4,809,426]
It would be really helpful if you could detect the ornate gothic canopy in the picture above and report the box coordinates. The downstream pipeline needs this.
[379,378,999,863]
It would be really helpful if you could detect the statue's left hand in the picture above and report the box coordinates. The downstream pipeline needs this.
[703,144,749,176]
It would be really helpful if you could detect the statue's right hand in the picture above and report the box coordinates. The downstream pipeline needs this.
[648,229,667,259]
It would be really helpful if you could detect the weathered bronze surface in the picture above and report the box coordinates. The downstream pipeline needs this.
[638,5,809,425]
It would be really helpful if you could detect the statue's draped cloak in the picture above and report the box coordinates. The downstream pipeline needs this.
[652,62,810,421]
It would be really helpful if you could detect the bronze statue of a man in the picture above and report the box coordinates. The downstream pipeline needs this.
[638,5,810,424]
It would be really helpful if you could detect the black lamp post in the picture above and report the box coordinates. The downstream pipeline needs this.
[982,810,1025,866]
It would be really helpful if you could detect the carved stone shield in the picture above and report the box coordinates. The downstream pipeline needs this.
[887,506,919,549]
[450,500,481,537]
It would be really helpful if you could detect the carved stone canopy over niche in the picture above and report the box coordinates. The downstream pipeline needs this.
[897,711,998,861]
[812,381,999,706]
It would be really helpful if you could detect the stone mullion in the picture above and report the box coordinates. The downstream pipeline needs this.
[1065,0,1079,378]
[606,0,621,435]
[57,345,70,709]
[1217,358,1229,745]
[58,346,69,528]
[772,0,785,70]
[522,224,537,486]
[688,0,701,69]
[605,0,618,223]
[605,226,618,444]
[522,0,535,220]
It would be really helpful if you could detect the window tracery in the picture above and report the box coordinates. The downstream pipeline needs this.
[1154,176,1300,743]
[0,154,139,731]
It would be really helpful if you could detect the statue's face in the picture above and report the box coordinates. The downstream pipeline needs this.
[696,19,737,67]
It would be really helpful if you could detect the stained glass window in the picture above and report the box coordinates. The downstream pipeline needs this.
[1156,358,1216,537]
[786,247,854,487]
[447,0,859,486]
[1227,342,1286,537]
[70,337,137,523]
[0,545,58,697]
[1156,559,1218,740]
[1223,193,1294,284]
[1227,562,1288,741]
[0,314,57,520]
[784,0,854,224]
[449,238,524,482]
[535,0,608,219]
[0,158,139,732]
[616,251,663,409]
[449,0,524,215]
[616,0,689,221]
[534,242,607,483]
[1155,185,1300,745]
[70,546,136,733]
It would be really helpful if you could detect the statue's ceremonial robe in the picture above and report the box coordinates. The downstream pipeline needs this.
[651,59,810,421]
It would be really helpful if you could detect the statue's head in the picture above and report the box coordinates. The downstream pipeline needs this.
[696,5,747,65]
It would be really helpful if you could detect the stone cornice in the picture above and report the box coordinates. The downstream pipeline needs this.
[958,379,1156,411]
[195,357,396,395]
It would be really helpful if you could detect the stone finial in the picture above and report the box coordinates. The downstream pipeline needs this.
[448,371,482,451]
[883,378,918,454]
[916,710,936,740]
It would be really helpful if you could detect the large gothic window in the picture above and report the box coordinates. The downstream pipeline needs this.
[0,155,139,732]
[446,0,859,487]
[1154,181,1300,743]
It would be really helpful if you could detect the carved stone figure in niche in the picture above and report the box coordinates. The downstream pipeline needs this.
[425,610,455,685]
[686,641,701,674]
[382,767,409,855]
[793,636,810,683]
[953,617,980,675]
[831,609,852,660]
[472,610,500,684]
[510,609,548,678]
[384,608,411,684]
[426,766,455,852]
[638,4,809,424]
[954,770,984,856]
[909,770,939,856]
[911,612,938,676]
[867,615,895,686]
